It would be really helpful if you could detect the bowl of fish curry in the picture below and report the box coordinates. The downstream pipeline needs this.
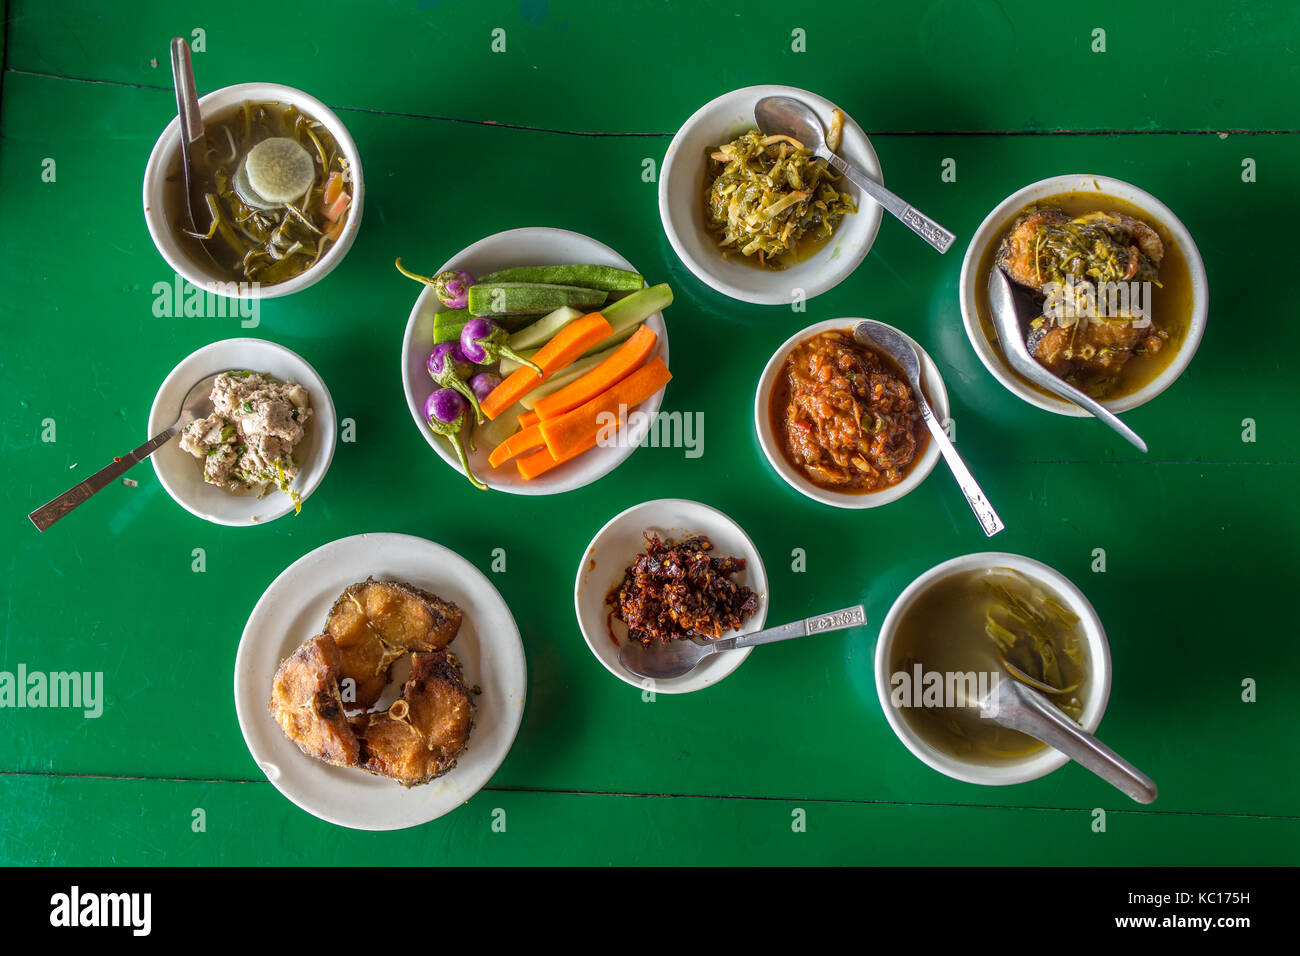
[961,175,1206,415]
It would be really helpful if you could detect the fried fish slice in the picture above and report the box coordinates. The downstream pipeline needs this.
[996,207,1070,290]
[268,634,360,769]
[325,579,463,709]
[354,650,474,787]
[997,207,1165,292]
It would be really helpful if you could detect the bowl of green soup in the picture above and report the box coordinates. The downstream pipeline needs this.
[143,82,364,299]
[874,552,1112,787]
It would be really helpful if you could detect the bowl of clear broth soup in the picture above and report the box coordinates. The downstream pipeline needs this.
[874,552,1112,787]
[960,174,1207,414]
[143,82,364,299]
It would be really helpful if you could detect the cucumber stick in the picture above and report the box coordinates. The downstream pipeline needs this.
[473,402,526,449]
[508,306,583,352]
[477,264,643,293]
[500,283,673,375]
[467,282,607,317]
[601,282,672,329]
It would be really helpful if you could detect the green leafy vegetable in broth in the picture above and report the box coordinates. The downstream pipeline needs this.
[168,101,353,285]
[983,573,1084,697]
[703,125,856,269]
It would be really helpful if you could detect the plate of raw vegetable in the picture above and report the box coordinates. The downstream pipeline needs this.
[399,227,673,495]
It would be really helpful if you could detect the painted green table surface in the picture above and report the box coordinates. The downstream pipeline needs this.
[2,0,1298,866]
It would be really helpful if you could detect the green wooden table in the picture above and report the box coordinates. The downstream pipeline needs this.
[2,0,1297,866]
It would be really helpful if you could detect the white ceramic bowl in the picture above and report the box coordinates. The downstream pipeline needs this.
[148,337,336,526]
[143,82,364,299]
[234,532,527,830]
[754,318,948,509]
[659,85,884,305]
[959,174,1208,415]
[400,227,669,496]
[574,499,768,694]
[874,552,1112,787]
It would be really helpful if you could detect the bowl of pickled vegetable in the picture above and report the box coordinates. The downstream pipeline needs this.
[659,85,884,305]
[143,82,364,298]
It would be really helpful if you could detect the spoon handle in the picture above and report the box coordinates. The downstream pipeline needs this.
[28,424,180,532]
[1036,374,1149,453]
[170,37,203,144]
[716,605,866,652]
[821,151,955,253]
[996,682,1158,805]
[918,399,1004,537]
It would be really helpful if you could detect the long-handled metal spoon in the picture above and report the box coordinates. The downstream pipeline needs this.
[170,36,208,235]
[853,320,1004,537]
[28,373,220,531]
[978,675,1158,804]
[619,604,866,680]
[986,268,1148,453]
[754,95,956,254]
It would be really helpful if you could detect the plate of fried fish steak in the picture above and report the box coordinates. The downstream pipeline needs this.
[234,532,526,830]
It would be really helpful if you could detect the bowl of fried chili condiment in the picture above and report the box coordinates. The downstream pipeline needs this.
[606,533,760,645]
[755,320,948,509]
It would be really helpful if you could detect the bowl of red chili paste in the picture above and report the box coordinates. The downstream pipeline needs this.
[754,319,948,509]
[574,498,769,693]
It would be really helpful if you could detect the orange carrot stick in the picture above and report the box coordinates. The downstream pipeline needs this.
[532,325,657,422]
[537,357,672,462]
[515,446,565,481]
[487,423,545,468]
[518,409,540,428]
[481,312,614,420]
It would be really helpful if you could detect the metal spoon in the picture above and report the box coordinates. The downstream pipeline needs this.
[853,320,1004,537]
[986,268,1148,453]
[28,373,220,531]
[618,604,866,680]
[754,95,956,254]
[977,675,1158,804]
[170,36,207,234]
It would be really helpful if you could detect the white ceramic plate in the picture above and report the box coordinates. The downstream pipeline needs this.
[400,227,670,495]
[234,532,526,830]
[142,82,364,299]
[958,174,1208,415]
[754,319,948,509]
[574,499,768,694]
[874,552,1112,787]
[148,337,336,526]
[659,85,884,305]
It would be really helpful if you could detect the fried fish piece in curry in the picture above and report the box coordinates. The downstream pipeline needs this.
[352,650,473,787]
[1027,317,1167,385]
[268,634,360,769]
[997,207,1163,291]
[324,579,462,709]
[996,205,1168,395]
